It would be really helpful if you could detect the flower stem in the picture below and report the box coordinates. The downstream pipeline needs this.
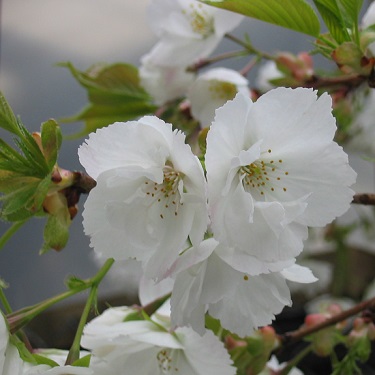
[225,33,273,60]
[7,258,114,334]
[279,344,312,375]
[0,286,12,314]
[187,49,250,72]
[65,285,98,365]
[0,220,27,252]
[65,258,114,364]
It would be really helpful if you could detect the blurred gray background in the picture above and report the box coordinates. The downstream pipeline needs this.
[0,0,373,312]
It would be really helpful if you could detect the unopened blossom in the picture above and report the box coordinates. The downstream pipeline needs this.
[205,89,356,273]
[169,239,316,336]
[139,53,195,105]
[81,306,235,375]
[188,67,250,127]
[145,0,243,66]
[79,116,208,279]
[256,61,283,92]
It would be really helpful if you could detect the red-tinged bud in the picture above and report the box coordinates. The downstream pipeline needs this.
[259,326,276,342]
[259,326,279,351]
[327,303,342,316]
[275,52,314,82]
[305,313,326,327]
[225,335,246,350]
[304,313,337,357]
[350,318,375,342]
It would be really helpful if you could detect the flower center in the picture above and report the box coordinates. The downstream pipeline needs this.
[183,4,214,37]
[209,81,238,101]
[143,163,184,219]
[157,349,178,373]
[240,149,289,199]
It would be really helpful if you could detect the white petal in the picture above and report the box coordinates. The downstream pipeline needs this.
[281,264,318,283]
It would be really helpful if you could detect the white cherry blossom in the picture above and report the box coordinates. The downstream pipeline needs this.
[139,53,195,105]
[145,0,243,66]
[255,60,283,92]
[188,67,250,127]
[81,306,235,375]
[205,88,356,273]
[79,116,208,279]
[169,239,316,337]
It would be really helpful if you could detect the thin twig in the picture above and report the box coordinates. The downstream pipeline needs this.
[352,193,375,205]
[279,296,375,345]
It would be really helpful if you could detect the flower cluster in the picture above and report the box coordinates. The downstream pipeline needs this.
[79,86,356,337]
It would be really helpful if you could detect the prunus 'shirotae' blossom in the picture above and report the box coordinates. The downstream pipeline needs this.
[145,0,243,66]
[81,306,236,375]
[79,116,208,279]
[188,67,250,127]
[205,88,356,274]
[169,238,316,336]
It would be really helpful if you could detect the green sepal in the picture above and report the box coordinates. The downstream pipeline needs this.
[333,41,372,75]
[41,119,62,169]
[65,276,87,290]
[9,336,37,364]
[40,204,71,253]
[31,354,59,368]
[72,354,91,368]
[123,311,145,322]
[199,0,320,37]
[60,62,157,137]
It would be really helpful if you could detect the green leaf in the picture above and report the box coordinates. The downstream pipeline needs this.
[199,0,320,36]
[0,92,20,135]
[60,62,157,136]
[41,119,62,169]
[313,0,351,43]
[339,0,363,26]
[64,102,157,137]
[0,180,44,220]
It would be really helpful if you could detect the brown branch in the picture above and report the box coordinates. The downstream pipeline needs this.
[301,74,365,91]
[279,296,375,345]
[352,193,375,205]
